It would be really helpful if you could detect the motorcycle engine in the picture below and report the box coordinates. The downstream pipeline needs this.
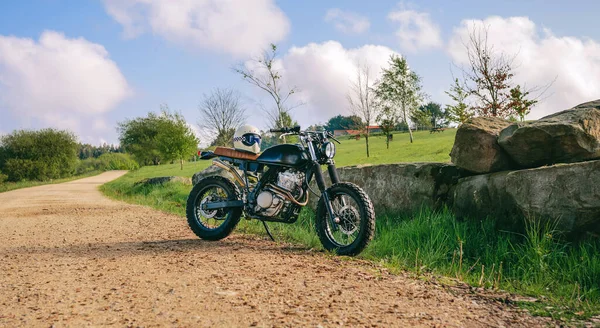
[254,170,305,217]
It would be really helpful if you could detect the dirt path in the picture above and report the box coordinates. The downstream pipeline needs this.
[0,172,552,327]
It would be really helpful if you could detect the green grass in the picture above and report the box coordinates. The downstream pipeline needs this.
[0,170,102,193]
[333,129,456,166]
[99,130,600,322]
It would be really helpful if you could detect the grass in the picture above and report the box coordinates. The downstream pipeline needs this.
[0,170,102,193]
[331,129,456,166]
[99,129,600,322]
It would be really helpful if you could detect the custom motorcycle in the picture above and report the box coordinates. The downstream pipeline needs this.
[187,126,375,256]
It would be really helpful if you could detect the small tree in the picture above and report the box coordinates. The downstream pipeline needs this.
[198,88,246,147]
[375,55,424,143]
[156,108,199,170]
[445,78,474,125]
[508,85,537,121]
[347,64,378,157]
[377,105,399,149]
[233,43,302,142]
[457,26,515,118]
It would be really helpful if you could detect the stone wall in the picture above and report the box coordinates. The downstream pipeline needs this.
[309,163,461,214]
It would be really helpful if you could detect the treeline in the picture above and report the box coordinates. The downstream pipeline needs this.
[78,143,124,160]
[0,129,138,183]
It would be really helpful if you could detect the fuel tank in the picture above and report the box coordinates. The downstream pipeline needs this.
[256,144,309,167]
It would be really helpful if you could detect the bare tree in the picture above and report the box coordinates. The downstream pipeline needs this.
[198,88,246,147]
[233,44,302,142]
[347,64,378,157]
[457,25,551,119]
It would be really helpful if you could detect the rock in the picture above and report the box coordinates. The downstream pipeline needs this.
[453,160,600,235]
[498,100,600,168]
[450,117,514,173]
[309,163,462,214]
[136,176,192,186]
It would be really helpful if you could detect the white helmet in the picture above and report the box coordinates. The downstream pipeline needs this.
[233,125,262,154]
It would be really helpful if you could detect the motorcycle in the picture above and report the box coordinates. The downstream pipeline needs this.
[186,126,375,256]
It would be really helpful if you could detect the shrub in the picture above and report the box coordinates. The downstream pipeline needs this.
[0,129,78,181]
[76,153,139,174]
[0,170,7,183]
[97,153,139,171]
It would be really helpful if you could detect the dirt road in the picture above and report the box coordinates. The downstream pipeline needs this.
[0,172,551,327]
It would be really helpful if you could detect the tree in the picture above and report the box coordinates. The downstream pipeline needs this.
[325,115,363,131]
[412,102,446,130]
[508,85,537,121]
[377,105,399,149]
[198,88,246,147]
[347,64,378,157]
[0,129,79,181]
[456,26,516,118]
[118,106,199,168]
[118,112,163,165]
[233,43,302,142]
[156,109,199,170]
[445,78,474,125]
[375,55,424,143]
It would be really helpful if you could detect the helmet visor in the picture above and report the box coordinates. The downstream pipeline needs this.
[241,133,261,147]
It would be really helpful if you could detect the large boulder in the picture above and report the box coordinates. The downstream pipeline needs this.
[498,100,600,168]
[453,160,600,235]
[309,163,462,214]
[450,117,514,173]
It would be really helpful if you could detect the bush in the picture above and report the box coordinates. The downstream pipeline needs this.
[0,129,78,181]
[0,170,7,183]
[76,153,139,174]
[97,153,139,171]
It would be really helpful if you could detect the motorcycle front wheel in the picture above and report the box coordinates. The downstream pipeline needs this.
[315,182,375,256]
[186,176,242,241]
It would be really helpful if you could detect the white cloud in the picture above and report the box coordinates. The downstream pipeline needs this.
[447,16,600,118]
[324,8,370,34]
[103,0,290,57]
[0,31,131,138]
[253,41,398,127]
[388,7,442,52]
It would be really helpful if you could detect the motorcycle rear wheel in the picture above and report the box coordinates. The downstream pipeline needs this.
[315,182,375,256]
[186,176,242,241]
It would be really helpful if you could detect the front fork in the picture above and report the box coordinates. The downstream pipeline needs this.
[313,162,341,225]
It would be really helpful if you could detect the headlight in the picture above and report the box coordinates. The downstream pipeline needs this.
[322,142,336,159]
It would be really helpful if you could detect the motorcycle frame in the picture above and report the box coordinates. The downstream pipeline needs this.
[201,133,341,225]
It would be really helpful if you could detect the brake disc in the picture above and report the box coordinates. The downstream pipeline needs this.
[199,196,217,218]
[337,205,360,235]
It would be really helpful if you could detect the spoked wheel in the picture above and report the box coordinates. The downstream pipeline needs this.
[315,182,375,256]
[186,176,242,241]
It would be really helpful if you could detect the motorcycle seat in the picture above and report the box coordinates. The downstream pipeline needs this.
[213,147,260,161]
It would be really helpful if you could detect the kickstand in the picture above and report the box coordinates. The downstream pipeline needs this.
[262,221,275,242]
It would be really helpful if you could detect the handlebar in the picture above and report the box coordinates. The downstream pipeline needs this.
[268,126,341,144]
[269,126,301,134]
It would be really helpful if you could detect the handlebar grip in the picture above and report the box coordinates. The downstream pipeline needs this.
[269,128,286,133]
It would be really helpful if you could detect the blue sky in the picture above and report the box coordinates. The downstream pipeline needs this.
[1,0,599,145]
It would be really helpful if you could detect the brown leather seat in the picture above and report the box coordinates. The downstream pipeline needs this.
[213,147,260,160]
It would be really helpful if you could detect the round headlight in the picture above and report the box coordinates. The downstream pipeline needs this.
[322,142,336,159]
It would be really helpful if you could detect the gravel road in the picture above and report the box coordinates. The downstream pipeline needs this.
[0,172,552,327]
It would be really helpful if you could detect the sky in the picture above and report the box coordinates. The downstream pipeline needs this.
[0,0,599,145]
